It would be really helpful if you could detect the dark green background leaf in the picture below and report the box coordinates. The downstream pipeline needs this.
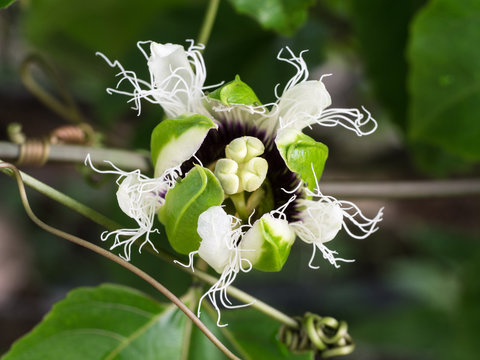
[350,0,425,129]
[0,0,16,9]
[228,0,315,35]
[408,0,480,161]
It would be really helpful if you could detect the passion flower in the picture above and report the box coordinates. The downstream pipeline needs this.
[94,41,383,325]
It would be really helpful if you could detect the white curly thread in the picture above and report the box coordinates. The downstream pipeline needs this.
[196,213,254,327]
[292,164,383,268]
[96,40,209,118]
[275,47,309,98]
[85,154,176,261]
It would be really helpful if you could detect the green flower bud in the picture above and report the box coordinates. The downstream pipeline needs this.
[240,214,296,272]
[208,75,261,106]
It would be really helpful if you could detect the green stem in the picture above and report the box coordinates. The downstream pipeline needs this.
[0,159,120,231]
[0,141,151,173]
[230,192,249,220]
[1,161,299,329]
[197,0,220,47]
[20,54,87,125]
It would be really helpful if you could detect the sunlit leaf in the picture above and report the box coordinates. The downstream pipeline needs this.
[2,284,190,360]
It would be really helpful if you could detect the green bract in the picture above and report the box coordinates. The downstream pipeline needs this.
[150,113,216,177]
[158,166,224,255]
[208,75,261,106]
[276,128,328,191]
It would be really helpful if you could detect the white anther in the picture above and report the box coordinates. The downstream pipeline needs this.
[225,136,265,163]
[214,158,240,194]
[240,157,268,192]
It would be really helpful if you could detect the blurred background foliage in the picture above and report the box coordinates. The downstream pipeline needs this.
[0,0,479,359]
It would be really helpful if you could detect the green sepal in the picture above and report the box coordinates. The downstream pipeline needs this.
[208,75,261,106]
[158,166,224,255]
[150,113,216,177]
[275,128,329,191]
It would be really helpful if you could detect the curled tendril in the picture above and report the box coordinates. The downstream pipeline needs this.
[278,313,354,358]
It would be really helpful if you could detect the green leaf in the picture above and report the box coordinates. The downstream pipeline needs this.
[228,0,315,36]
[0,0,16,9]
[159,166,224,255]
[208,75,261,106]
[2,284,190,360]
[151,113,216,177]
[408,0,480,161]
[275,129,328,190]
[350,0,425,129]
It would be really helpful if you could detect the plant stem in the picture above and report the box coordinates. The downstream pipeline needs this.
[320,180,480,198]
[0,162,241,360]
[0,141,151,172]
[2,142,480,198]
[20,54,87,125]
[1,159,120,231]
[197,0,220,47]
[184,264,299,328]
[230,192,249,220]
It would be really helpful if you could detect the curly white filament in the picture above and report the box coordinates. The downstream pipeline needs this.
[96,40,208,118]
[85,154,174,261]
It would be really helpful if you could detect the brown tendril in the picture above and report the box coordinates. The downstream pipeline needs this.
[0,161,241,360]
[7,122,94,166]
[278,312,354,358]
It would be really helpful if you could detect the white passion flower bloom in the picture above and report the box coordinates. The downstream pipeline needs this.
[96,41,383,323]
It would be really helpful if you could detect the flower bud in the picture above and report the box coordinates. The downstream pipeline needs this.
[240,214,296,272]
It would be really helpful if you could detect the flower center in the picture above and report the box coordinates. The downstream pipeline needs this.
[181,118,303,222]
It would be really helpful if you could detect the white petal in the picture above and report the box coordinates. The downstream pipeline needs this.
[148,43,192,92]
[277,80,332,130]
[293,200,343,244]
[197,206,234,273]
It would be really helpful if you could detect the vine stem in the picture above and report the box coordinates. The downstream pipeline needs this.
[0,141,151,173]
[197,0,220,47]
[2,141,480,198]
[0,160,299,329]
[0,162,241,360]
